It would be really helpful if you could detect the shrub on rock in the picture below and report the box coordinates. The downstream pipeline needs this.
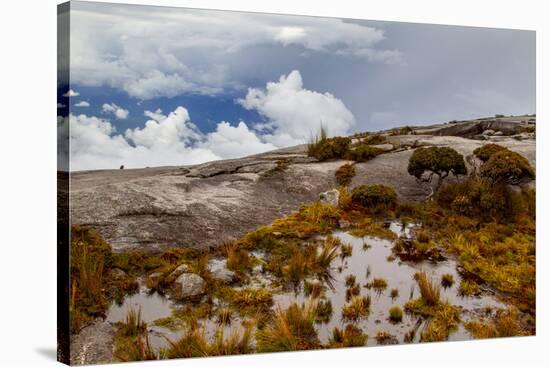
[351,184,397,210]
[473,143,508,162]
[407,147,467,191]
[308,136,351,161]
[479,149,535,185]
[346,144,384,162]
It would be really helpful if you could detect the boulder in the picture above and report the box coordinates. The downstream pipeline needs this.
[173,273,206,300]
[208,259,235,282]
[319,189,340,207]
[482,129,495,136]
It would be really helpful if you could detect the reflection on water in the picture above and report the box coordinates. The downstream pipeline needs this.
[105,221,507,350]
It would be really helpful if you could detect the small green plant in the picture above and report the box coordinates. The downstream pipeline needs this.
[390,288,399,299]
[328,324,368,347]
[342,296,371,321]
[345,274,357,288]
[346,285,361,301]
[375,331,396,345]
[388,306,403,323]
[315,299,333,324]
[441,274,455,288]
[340,243,353,259]
[420,302,460,342]
[256,302,320,352]
[459,280,481,297]
[415,271,440,306]
[369,277,388,293]
[335,163,356,186]
[119,308,147,337]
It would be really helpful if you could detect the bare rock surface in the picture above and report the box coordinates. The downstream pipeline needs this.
[69,118,535,253]
[70,320,115,365]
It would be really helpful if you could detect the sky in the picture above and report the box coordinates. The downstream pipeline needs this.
[58,1,535,171]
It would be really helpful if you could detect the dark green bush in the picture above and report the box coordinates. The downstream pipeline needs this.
[346,144,384,162]
[408,147,467,190]
[473,144,508,162]
[436,177,530,223]
[351,184,397,210]
[308,136,351,161]
[362,134,387,145]
[335,163,356,186]
[479,150,535,185]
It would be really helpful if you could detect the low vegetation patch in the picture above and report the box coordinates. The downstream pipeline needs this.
[328,324,368,348]
[335,163,356,186]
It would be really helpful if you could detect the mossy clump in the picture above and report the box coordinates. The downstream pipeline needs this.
[335,163,356,186]
[479,149,535,185]
[328,324,368,348]
[256,302,320,352]
[340,243,353,259]
[441,274,455,288]
[351,184,397,212]
[420,302,461,342]
[346,143,384,162]
[342,296,371,321]
[407,147,467,190]
[473,143,508,162]
[315,300,333,324]
[375,331,397,345]
[388,306,403,323]
[368,277,388,293]
[459,280,481,297]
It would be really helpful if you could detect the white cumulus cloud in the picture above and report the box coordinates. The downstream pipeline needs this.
[239,70,355,145]
[63,89,80,97]
[74,101,90,107]
[102,103,129,119]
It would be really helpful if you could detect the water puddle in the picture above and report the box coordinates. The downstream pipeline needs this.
[272,222,505,345]
[105,221,507,349]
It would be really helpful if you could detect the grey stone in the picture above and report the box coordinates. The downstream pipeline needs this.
[169,263,190,278]
[338,219,351,229]
[319,189,340,207]
[173,273,206,300]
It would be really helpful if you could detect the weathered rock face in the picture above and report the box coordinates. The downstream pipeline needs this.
[69,118,535,253]
[70,320,115,365]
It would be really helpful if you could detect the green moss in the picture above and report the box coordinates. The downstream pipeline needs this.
[389,306,403,322]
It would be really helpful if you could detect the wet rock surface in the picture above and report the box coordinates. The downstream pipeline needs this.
[69,118,535,253]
